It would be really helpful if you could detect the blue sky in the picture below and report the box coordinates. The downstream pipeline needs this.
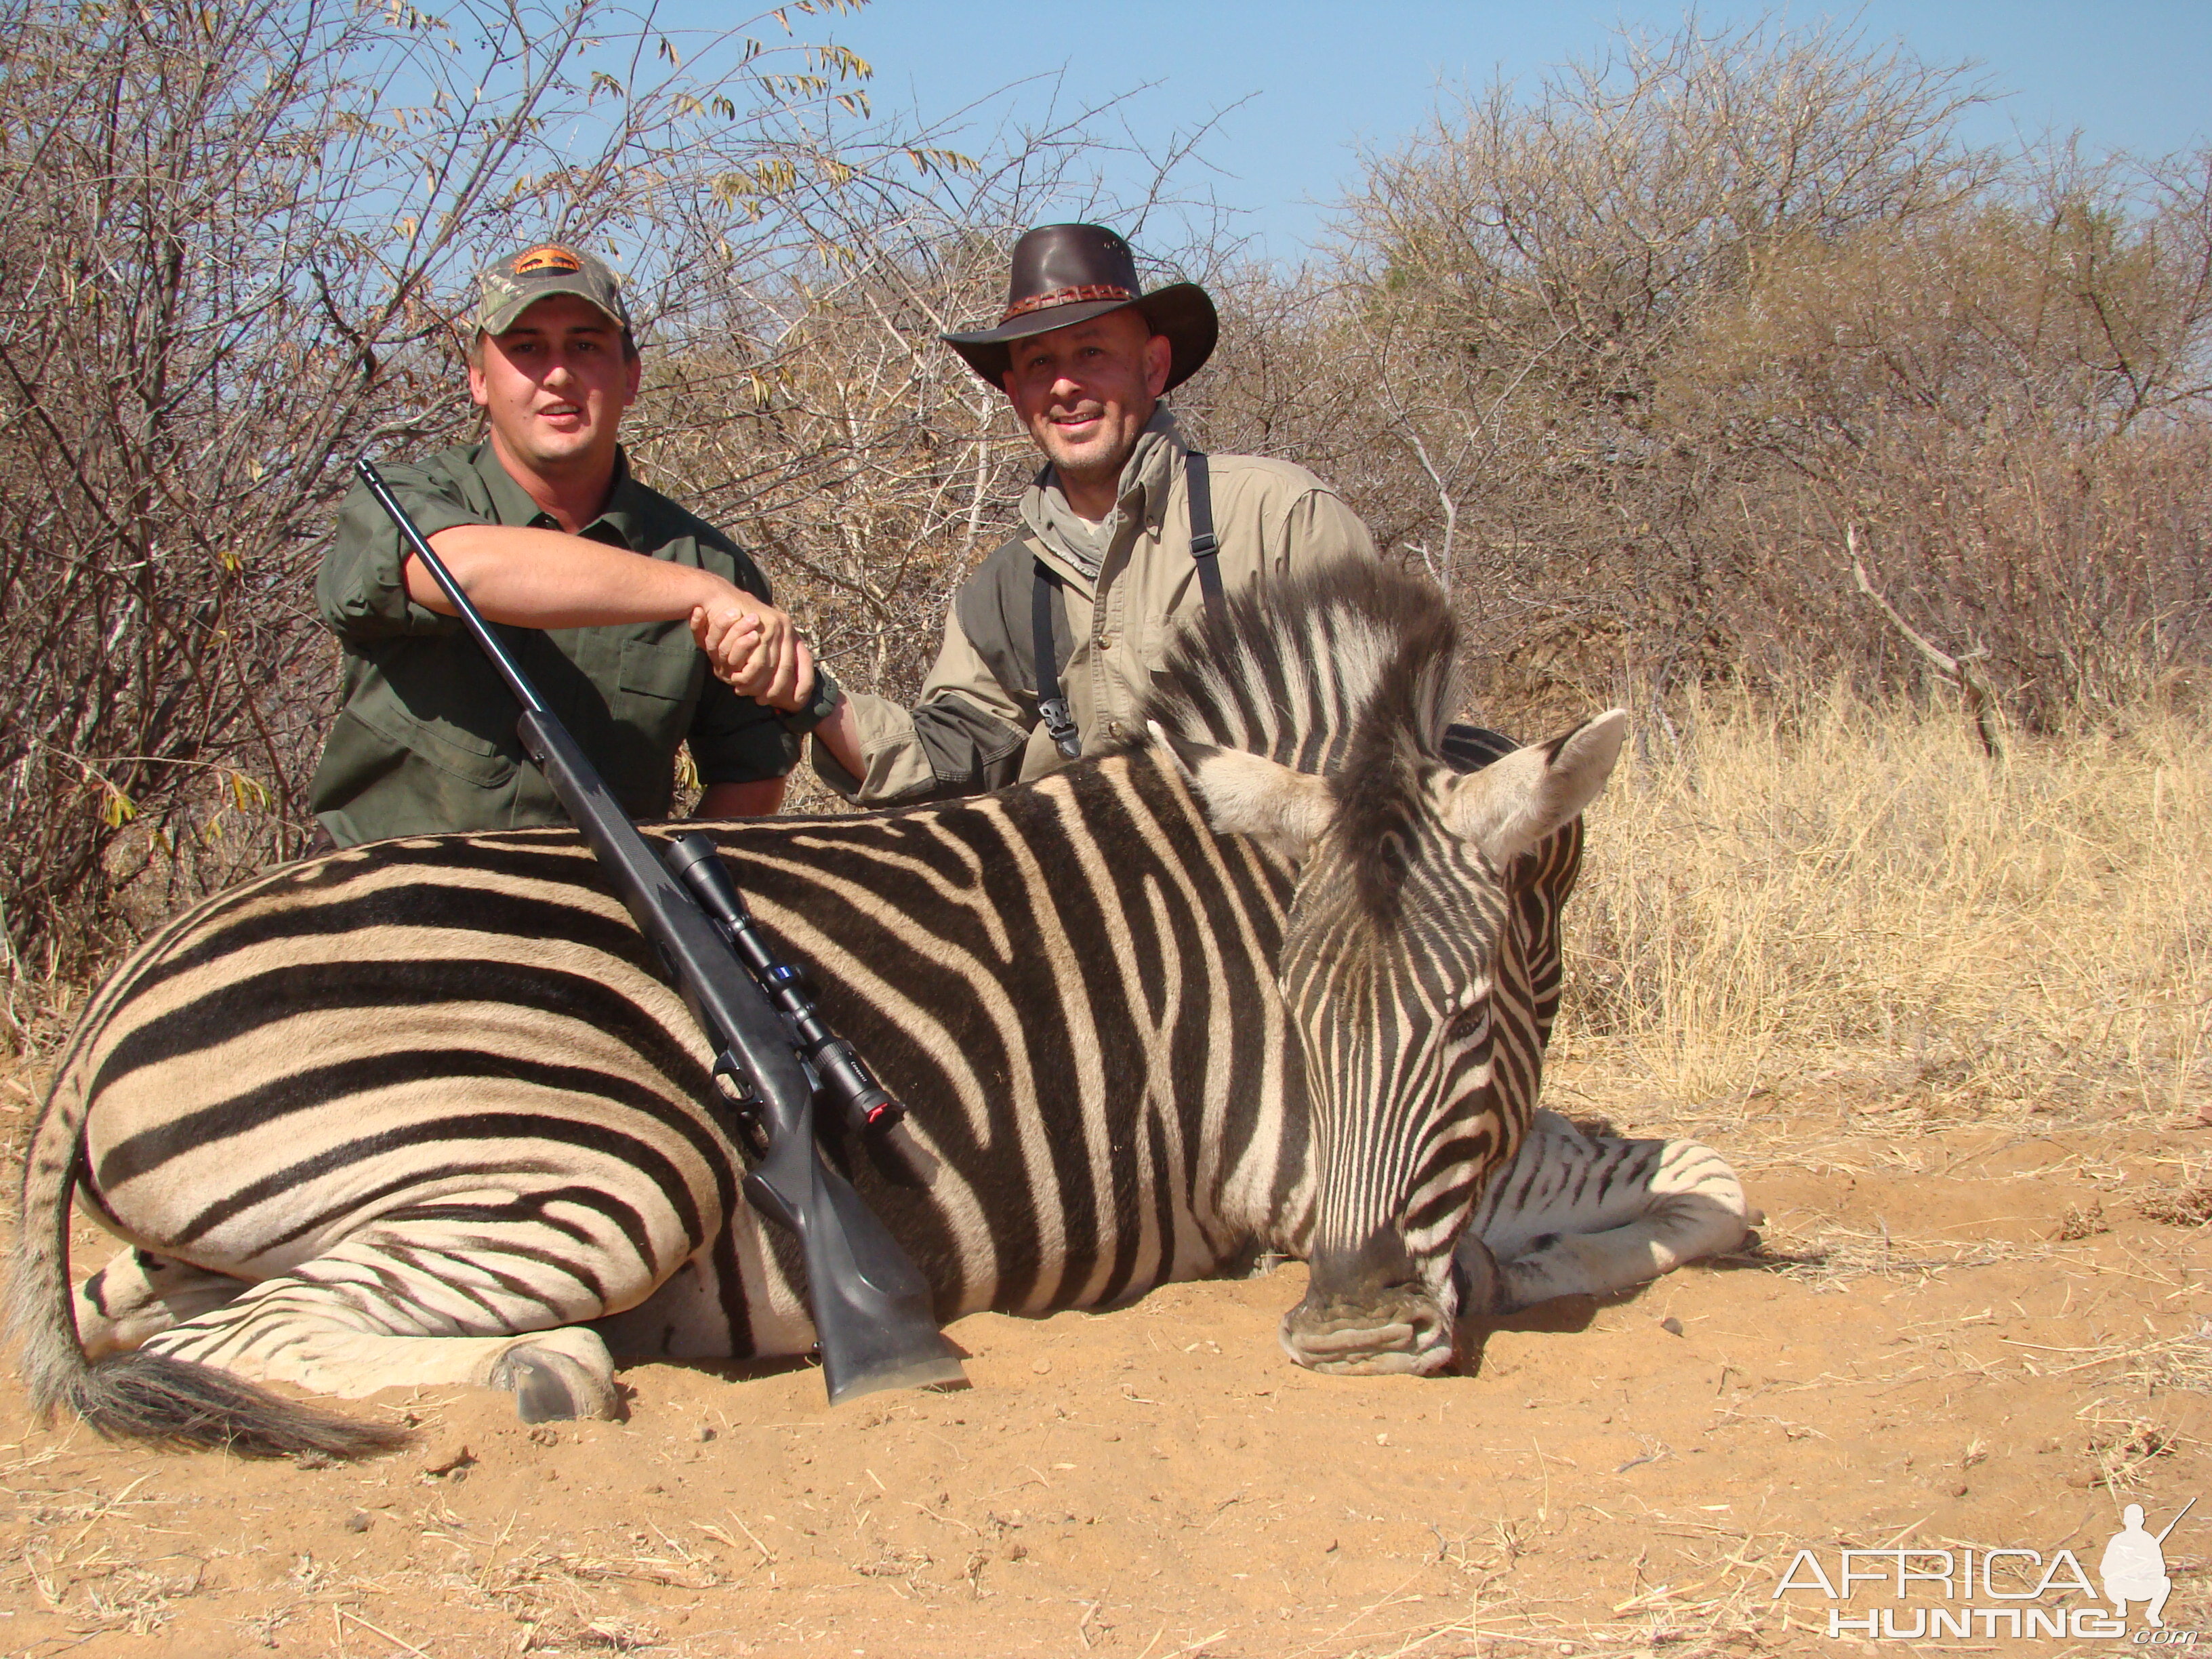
[751,0,2212,262]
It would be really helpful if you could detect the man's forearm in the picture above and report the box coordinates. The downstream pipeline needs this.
[810,699,865,782]
[409,523,736,628]
[811,688,1031,807]
[409,523,809,712]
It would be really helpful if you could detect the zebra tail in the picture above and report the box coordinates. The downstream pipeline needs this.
[7,1072,407,1460]
[52,1350,411,1458]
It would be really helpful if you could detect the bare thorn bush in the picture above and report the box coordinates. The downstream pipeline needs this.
[1285,13,2212,735]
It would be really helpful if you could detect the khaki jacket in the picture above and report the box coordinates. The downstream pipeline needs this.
[817,413,1376,806]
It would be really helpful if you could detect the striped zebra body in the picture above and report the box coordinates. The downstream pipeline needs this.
[9,561,1748,1453]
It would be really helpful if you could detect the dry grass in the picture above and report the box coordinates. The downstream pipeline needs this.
[2137,1182,2212,1227]
[1557,683,2212,1121]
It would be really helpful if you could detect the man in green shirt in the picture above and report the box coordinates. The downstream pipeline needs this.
[310,243,833,845]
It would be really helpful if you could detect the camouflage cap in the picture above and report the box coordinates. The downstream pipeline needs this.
[474,243,632,337]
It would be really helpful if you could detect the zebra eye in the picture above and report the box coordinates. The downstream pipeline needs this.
[1444,994,1487,1039]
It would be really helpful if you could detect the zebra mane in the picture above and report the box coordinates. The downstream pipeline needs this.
[1137,557,1462,781]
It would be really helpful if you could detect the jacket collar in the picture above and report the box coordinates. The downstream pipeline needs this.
[1019,406,1189,586]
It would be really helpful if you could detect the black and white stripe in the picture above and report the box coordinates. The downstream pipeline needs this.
[9,560,1748,1450]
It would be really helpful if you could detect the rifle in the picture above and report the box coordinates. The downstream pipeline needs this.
[2155,1496,2196,1545]
[355,458,966,1406]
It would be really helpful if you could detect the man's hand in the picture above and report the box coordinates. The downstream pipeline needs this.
[693,593,812,712]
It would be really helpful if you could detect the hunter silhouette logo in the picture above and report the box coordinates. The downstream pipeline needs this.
[2102,1499,2193,1629]
[511,245,585,276]
[1771,1496,2200,1641]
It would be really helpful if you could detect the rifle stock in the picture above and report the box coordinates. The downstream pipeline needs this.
[354,459,965,1406]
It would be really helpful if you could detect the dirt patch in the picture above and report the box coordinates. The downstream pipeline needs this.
[4,1105,2209,1657]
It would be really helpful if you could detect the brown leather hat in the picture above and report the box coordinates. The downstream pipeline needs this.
[943,223,1218,392]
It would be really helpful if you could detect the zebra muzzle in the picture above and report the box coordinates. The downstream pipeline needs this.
[1279,1229,1455,1376]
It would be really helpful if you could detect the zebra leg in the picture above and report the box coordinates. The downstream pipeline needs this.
[74,1247,247,1360]
[133,1212,647,1422]
[1456,1120,1754,1315]
[1448,1232,1504,1317]
[1478,1188,1753,1314]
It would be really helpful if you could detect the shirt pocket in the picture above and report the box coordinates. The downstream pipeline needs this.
[617,636,707,708]
[1134,575,1208,678]
[604,637,706,808]
[355,699,517,787]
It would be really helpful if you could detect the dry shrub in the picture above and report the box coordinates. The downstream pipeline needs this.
[5,4,2207,1089]
[1305,14,2212,735]
[0,0,926,1024]
[1555,684,2212,1119]
[2136,1184,2212,1227]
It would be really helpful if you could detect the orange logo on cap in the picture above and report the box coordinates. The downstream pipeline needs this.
[512,245,585,276]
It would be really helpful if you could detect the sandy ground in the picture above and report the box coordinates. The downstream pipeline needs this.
[3,1073,2209,1658]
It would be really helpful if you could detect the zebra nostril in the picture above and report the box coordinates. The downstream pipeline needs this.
[1305,1225,1418,1303]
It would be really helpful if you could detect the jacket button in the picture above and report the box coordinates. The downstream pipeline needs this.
[1107,720,1124,739]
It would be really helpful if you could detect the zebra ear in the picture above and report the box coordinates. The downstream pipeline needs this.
[1147,720,1336,859]
[1443,709,1628,864]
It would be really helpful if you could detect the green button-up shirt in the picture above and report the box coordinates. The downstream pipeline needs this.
[310,442,796,844]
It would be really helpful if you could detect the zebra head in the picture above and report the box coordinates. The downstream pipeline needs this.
[1142,561,1627,1376]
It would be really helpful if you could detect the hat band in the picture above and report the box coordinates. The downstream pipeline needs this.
[1000,283,1134,323]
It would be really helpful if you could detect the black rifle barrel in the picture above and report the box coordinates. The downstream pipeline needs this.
[352,458,965,1405]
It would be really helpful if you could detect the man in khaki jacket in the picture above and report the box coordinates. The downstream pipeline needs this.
[808,222,1376,806]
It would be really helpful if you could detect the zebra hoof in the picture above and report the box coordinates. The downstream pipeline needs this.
[485,1331,619,1423]
[506,1355,579,1423]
